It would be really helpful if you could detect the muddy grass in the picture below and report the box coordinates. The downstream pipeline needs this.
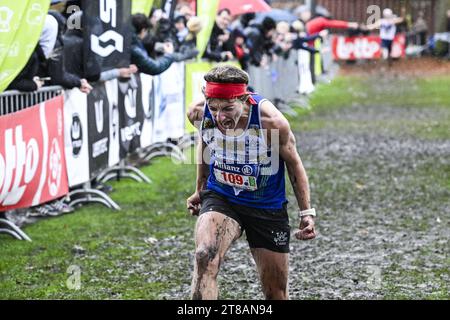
[1,59,449,300]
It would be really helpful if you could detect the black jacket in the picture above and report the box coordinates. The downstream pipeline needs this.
[62,28,101,82]
[7,47,43,92]
[244,24,274,66]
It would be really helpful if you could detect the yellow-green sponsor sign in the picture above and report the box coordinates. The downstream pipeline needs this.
[131,0,154,15]
[195,0,219,59]
[314,38,323,77]
[0,0,50,93]
[184,60,241,133]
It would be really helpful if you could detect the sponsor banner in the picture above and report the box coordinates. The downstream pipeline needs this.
[139,73,154,148]
[153,62,185,142]
[104,79,120,167]
[0,0,50,93]
[87,83,110,178]
[332,34,406,60]
[64,89,90,187]
[196,0,220,58]
[314,38,323,76]
[131,0,154,15]
[0,96,68,211]
[82,0,132,74]
[298,49,314,95]
[118,75,144,158]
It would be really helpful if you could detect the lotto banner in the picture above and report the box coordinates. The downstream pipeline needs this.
[332,34,406,60]
[0,96,68,211]
[64,89,90,187]
[0,0,50,93]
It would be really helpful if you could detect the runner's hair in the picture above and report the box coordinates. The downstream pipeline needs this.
[204,65,249,84]
[204,66,251,104]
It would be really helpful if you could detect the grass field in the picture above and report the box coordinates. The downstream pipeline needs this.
[1,66,449,300]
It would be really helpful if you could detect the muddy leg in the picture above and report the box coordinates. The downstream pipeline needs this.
[191,211,241,300]
[251,248,289,300]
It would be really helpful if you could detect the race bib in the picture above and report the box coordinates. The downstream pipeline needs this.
[213,165,258,191]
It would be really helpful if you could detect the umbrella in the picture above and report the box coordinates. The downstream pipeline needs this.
[219,0,271,17]
[255,9,297,23]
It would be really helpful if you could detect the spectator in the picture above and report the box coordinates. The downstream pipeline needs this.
[290,20,320,54]
[203,8,234,62]
[6,14,61,92]
[366,8,404,62]
[44,10,92,93]
[244,17,277,67]
[6,47,44,92]
[63,11,137,83]
[232,28,250,69]
[131,13,176,75]
[174,15,189,44]
[178,16,202,58]
[39,14,58,59]
[300,11,359,37]
[413,11,428,46]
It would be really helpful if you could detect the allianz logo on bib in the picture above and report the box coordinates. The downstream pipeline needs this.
[214,161,241,173]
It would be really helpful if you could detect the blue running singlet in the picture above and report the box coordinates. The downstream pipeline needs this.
[201,94,286,209]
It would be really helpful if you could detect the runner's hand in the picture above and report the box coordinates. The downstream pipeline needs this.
[295,215,316,240]
[186,192,202,216]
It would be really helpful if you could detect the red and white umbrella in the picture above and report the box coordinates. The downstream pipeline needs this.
[219,0,271,16]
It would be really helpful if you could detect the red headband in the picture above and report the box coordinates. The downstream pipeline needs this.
[205,82,256,104]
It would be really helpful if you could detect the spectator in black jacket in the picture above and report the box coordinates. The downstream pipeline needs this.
[6,47,44,92]
[45,10,92,93]
[203,9,234,62]
[63,11,137,83]
[244,17,277,67]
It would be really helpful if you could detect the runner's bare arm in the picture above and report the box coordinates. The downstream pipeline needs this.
[196,140,209,192]
[261,101,316,240]
[187,139,209,215]
[187,99,205,128]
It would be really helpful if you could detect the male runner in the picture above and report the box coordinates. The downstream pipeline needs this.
[186,65,316,300]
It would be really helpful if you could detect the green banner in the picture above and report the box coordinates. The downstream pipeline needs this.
[131,0,154,15]
[0,0,50,93]
[314,38,323,77]
[0,0,50,92]
[196,0,219,59]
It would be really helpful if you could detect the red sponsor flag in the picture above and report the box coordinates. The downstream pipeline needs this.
[0,96,69,211]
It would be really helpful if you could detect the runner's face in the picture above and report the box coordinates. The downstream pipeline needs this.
[208,99,245,131]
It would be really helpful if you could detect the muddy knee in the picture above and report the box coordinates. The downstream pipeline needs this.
[195,246,220,274]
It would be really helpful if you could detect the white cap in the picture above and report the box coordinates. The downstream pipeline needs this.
[383,8,393,18]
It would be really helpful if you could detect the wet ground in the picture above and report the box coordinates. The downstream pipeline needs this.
[158,62,450,300]
[2,59,448,300]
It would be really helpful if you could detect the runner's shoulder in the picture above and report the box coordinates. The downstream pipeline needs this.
[259,100,291,134]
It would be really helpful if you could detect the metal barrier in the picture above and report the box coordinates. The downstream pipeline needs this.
[0,86,63,116]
